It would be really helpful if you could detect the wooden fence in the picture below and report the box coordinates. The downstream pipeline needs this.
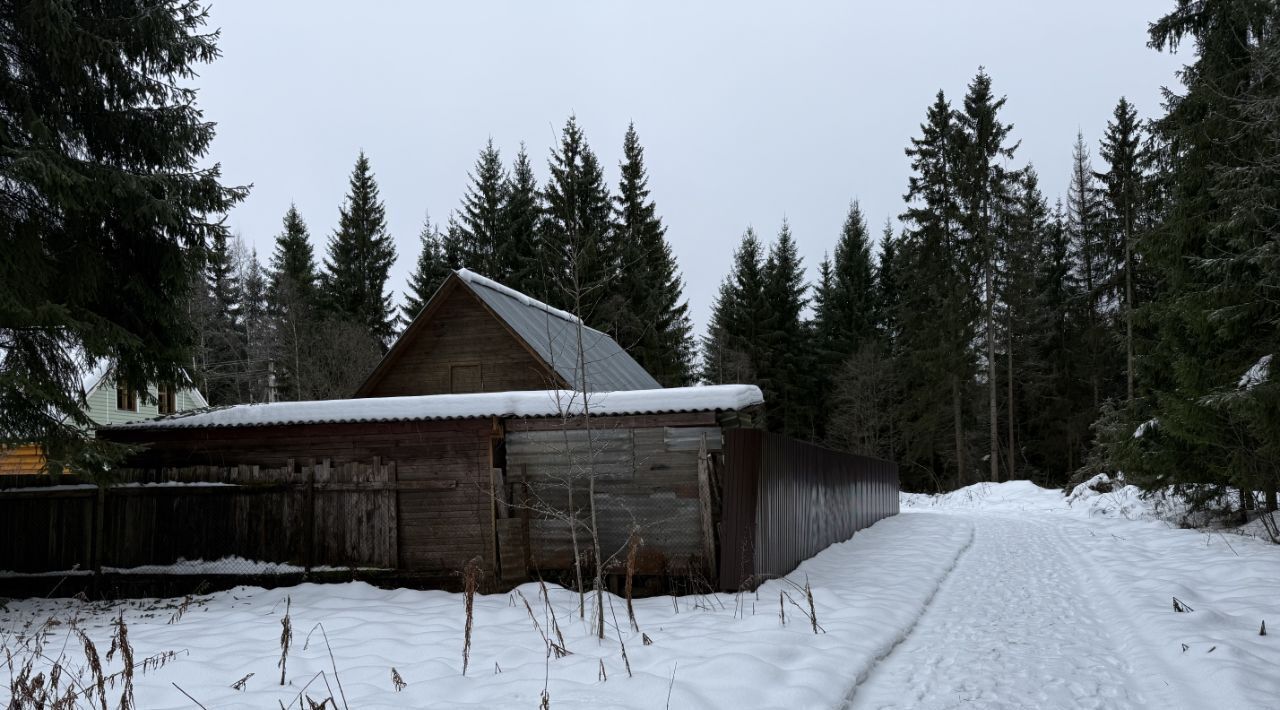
[718,429,899,588]
[0,459,398,581]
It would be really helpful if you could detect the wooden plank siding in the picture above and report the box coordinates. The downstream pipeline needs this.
[102,419,496,576]
[360,282,558,397]
[506,424,723,576]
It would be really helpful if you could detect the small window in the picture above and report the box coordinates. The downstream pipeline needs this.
[116,381,137,412]
[157,384,176,415]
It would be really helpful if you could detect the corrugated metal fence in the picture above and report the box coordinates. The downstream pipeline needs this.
[719,429,899,588]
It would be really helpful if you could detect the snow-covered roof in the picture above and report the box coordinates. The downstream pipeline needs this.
[99,385,764,431]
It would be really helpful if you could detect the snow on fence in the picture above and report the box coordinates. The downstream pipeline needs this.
[719,429,899,588]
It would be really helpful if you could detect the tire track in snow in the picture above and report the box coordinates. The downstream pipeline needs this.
[838,516,977,701]
[843,515,1155,710]
[1048,519,1210,710]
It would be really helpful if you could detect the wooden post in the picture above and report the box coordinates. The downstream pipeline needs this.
[304,460,318,576]
[696,434,718,580]
[92,484,106,588]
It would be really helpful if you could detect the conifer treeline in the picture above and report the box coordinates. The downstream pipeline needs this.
[705,0,1280,505]
[195,118,698,405]
[704,67,1172,493]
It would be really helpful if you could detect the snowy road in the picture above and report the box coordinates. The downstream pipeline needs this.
[846,514,1189,710]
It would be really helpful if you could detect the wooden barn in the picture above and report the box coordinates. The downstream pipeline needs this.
[3,270,898,593]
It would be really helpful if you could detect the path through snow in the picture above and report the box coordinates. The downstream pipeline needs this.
[847,514,1180,709]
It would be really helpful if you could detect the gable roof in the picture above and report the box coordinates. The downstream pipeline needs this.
[356,269,660,396]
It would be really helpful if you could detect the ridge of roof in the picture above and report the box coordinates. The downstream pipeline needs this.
[454,268,582,326]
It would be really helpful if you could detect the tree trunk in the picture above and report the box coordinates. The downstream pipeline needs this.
[986,263,999,483]
[1125,213,1135,403]
[952,374,966,488]
[1266,486,1277,514]
[1006,330,1015,483]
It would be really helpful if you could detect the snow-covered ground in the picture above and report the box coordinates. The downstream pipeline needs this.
[3,480,1277,709]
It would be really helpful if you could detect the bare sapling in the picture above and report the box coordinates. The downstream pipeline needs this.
[605,592,633,678]
[461,555,481,675]
[278,596,293,686]
[625,529,642,632]
[538,579,568,654]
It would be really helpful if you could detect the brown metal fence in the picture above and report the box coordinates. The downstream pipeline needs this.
[718,429,899,589]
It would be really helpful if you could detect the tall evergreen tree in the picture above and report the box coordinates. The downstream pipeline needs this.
[266,205,319,401]
[815,201,878,359]
[401,212,451,324]
[612,123,695,386]
[0,0,245,474]
[898,90,974,488]
[1066,131,1111,411]
[200,231,245,406]
[539,116,617,330]
[502,144,542,296]
[1096,98,1149,403]
[701,228,768,385]
[955,68,1020,483]
[268,205,318,307]
[456,139,509,277]
[760,220,810,438]
[321,152,398,350]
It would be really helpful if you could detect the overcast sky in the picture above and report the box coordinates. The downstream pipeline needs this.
[198,1,1183,334]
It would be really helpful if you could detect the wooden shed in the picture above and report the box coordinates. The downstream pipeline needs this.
[36,270,900,594]
[96,386,765,585]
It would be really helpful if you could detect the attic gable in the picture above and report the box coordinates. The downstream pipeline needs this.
[356,270,661,398]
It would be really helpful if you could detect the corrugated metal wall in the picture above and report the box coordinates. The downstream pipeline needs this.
[719,429,899,588]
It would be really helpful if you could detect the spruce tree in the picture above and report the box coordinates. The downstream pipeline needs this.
[612,123,695,386]
[238,247,270,402]
[201,232,245,406]
[817,201,878,358]
[266,205,319,401]
[898,90,974,488]
[760,220,810,438]
[268,205,319,308]
[502,144,543,296]
[1096,98,1149,402]
[402,212,451,323]
[701,228,768,385]
[457,139,509,277]
[875,220,902,343]
[955,68,1019,483]
[321,152,398,351]
[811,202,879,439]
[1066,131,1111,411]
[0,0,245,474]
[539,116,617,327]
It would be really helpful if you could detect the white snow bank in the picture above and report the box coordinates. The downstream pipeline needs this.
[1239,354,1272,390]
[102,556,305,576]
[900,479,1064,512]
[101,385,764,431]
[0,513,971,710]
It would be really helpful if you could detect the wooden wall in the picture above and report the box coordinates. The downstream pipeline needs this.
[362,285,557,397]
[102,419,497,575]
[506,418,723,577]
